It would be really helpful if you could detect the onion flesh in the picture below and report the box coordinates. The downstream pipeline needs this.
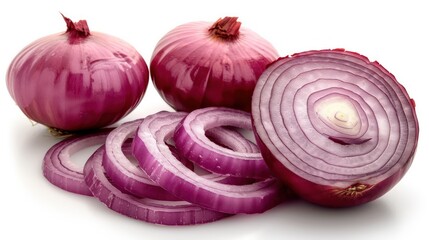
[84,146,229,225]
[133,111,286,214]
[174,107,271,179]
[251,49,419,207]
[43,129,112,195]
[103,117,255,200]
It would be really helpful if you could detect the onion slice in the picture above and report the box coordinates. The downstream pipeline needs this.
[42,129,112,195]
[103,119,178,200]
[84,146,229,225]
[251,49,419,207]
[133,111,286,214]
[174,107,271,179]
[103,115,260,200]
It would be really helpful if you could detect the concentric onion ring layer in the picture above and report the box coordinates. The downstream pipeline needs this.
[252,50,418,188]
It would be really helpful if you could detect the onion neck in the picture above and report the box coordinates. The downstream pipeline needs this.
[208,17,241,41]
[61,13,90,38]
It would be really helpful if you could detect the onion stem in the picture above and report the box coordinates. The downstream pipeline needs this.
[61,13,90,37]
[208,17,241,40]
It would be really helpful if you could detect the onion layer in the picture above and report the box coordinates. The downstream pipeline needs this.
[133,111,286,214]
[84,146,229,225]
[150,17,279,112]
[251,49,419,207]
[103,116,258,200]
[174,107,271,179]
[7,15,149,131]
[102,119,179,200]
[43,129,112,195]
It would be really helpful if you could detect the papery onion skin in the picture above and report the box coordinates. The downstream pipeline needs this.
[150,17,279,112]
[6,15,149,131]
[251,49,419,207]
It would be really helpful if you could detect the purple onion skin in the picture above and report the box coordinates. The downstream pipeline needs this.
[255,132,415,208]
[150,17,279,112]
[6,15,149,131]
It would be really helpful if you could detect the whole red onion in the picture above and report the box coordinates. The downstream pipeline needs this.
[6,15,149,131]
[150,17,279,112]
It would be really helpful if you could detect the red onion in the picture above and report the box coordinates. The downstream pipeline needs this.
[174,107,271,179]
[132,111,286,214]
[150,17,279,112]
[6,15,149,131]
[43,128,112,195]
[84,146,229,225]
[103,116,257,200]
[251,49,419,207]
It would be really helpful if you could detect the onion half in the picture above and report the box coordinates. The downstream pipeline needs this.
[251,49,419,207]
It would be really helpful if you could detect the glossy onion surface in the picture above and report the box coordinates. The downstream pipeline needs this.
[150,17,279,112]
[7,16,149,131]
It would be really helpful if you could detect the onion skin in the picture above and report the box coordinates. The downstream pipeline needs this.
[251,49,419,207]
[150,17,279,112]
[6,15,149,131]
[256,133,414,207]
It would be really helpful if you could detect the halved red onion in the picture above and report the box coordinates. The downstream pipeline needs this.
[174,107,271,179]
[133,111,286,214]
[103,114,259,200]
[251,49,419,207]
[42,129,112,195]
[84,146,229,225]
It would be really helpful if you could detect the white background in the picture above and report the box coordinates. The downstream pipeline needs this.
[1,0,428,239]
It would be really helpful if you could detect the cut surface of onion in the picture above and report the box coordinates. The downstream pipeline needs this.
[104,116,257,200]
[251,49,419,207]
[103,118,178,200]
[174,107,271,179]
[43,129,112,195]
[133,111,286,214]
[84,146,229,225]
